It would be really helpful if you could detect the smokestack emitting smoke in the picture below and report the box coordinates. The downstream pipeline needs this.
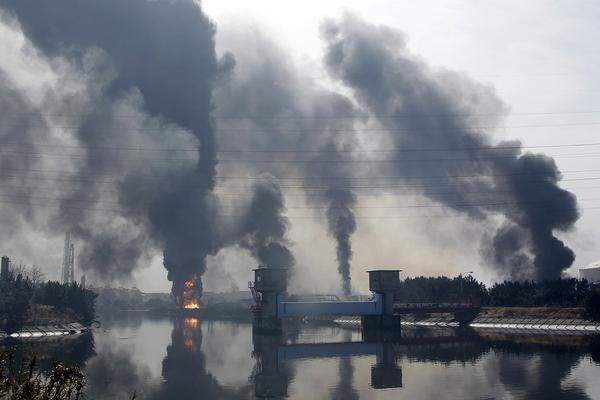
[0,2,581,294]
[321,15,579,280]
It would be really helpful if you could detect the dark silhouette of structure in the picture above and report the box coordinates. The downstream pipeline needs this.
[1,256,9,280]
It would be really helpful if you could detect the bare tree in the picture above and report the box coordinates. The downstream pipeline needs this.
[11,263,27,279]
[29,265,45,287]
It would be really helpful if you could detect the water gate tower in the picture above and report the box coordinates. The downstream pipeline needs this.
[250,268,402,334]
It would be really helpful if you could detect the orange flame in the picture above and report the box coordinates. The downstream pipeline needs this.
[181,275,202,309]
[184,299,201,309]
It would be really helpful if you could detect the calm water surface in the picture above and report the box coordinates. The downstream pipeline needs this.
[6,315,600,399]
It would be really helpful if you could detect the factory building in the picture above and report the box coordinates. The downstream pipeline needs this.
[580,263,600,283]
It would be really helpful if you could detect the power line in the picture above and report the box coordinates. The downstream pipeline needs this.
[6,108,600,120]
[1,173,600,189]
[2,121,600,134]
[1,140,600,154]
[0,193,597,209]
[1,150,600,163]
[3,184,600,200]
[217,169,600,181]
[223,177,600,189]
[2,167,600,181]
[219,142,600,153]
[0,197,597,219]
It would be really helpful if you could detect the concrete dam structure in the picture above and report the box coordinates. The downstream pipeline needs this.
[250,269,403,334]
[249,268,483,335]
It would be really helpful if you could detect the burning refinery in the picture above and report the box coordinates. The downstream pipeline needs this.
[172,275,202,310]
[0,0,584,304]
[3,1,600,398]
[179,275,203,310]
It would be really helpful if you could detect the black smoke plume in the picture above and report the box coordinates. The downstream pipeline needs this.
[308,141,359,295]
[213,30,360,292]
[325,185,357,295]
[1,4,583,292]
[240,174,295,270]
[321,15,579,280]
[0,0,231,295]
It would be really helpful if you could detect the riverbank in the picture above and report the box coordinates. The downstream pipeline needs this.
[149,304,600,328]
[333,306,600,333]
[1,276,96,337]
[0,303,91,339]
[0,322,89,340]
[469,308,599,333]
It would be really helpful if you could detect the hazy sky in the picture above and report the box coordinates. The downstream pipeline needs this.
[1,1,599,293]
[200,0,600,292]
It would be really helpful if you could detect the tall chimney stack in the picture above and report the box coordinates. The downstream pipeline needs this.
[62,232,75,285]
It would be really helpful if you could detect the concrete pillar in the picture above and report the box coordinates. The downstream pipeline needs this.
[362,270,402,330]
[252,268,288,335]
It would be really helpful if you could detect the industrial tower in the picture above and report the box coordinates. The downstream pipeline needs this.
[62,232,75,284]
[1,256,10,280]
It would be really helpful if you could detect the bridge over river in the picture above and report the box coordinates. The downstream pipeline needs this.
[249,269,480,334]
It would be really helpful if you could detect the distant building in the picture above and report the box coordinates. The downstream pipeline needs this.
[1,256,9,279]
[580,266,600,283]
[81,274,86,289]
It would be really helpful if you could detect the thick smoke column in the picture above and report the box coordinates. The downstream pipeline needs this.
[2,2,582,292]
[326,186,357,295]
[214,30,360,292]
[306,134,360,295]
[1,1,351,294]
[321,15,579,280]
[312,144,358,295]
[240,174,295,270]
[1,0,230,295]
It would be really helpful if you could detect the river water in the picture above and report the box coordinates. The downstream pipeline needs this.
[5,314,600,399]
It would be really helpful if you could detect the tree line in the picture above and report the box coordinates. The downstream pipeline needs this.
[0,269,97,334]
[397,275,600,319]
